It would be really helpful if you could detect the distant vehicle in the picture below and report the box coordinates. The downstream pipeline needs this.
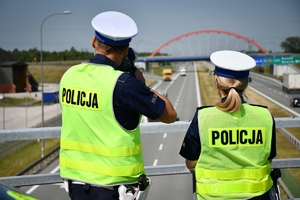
[162,69,172,81]
[180,68,187,76]
[290,97,300,107]
[282,73,300,93]
[248,77,252,82]
[0,181,38,200]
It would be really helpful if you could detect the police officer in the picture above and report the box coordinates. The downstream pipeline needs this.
[59,11,177,200]
[179,50,278,200]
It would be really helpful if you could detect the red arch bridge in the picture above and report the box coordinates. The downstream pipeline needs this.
[135,30,300,70]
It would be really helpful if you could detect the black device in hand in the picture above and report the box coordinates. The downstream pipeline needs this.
[118,47,137,74]
[138,174,149,191]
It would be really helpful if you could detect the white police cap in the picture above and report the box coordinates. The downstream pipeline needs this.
[210,50,256,78]
[91,11,138,46]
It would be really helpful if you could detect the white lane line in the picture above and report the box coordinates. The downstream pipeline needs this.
[159,144,163,151]
[153,134,166,168]
[194,62,201,106]
[26,165,60,194]
[26,185,39,194]
[50,165,60,173]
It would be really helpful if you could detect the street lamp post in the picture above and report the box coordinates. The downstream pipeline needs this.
[40,11,71,157]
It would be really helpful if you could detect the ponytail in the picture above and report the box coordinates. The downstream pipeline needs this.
[215,76,248,112]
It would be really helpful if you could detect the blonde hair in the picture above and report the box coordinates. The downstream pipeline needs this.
[215,75,248,113]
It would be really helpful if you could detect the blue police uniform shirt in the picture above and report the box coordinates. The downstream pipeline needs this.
[179,96,276,161]
[89,54,165,130]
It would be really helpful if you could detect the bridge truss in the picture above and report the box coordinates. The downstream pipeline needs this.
[148,30,268,57]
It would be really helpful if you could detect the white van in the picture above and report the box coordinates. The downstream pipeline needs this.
[180,68,187,76]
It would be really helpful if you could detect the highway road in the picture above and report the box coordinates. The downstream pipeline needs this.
[20,63,300,199]
[142,62,200,200]
[248,73,300,117]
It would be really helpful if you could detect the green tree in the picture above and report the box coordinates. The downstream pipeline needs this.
[280,36,300,53]
[6,47,92,62]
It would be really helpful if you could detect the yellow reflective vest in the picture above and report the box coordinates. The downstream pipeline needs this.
[59,63,145,186]
[196,104,273,200]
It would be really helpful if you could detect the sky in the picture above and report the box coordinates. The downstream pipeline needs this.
[0,0,299,55]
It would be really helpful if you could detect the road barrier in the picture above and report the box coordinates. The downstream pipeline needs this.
[0,119,300,199]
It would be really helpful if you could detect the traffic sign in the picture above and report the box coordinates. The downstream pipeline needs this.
[294,56,300,64]
[253,57,263,65]
[253,56,300,65]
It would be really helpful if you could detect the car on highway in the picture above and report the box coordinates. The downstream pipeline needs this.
[0,181,38,200]
[290,97,300,107]
[180,68,187,76]
[248,76,252,82]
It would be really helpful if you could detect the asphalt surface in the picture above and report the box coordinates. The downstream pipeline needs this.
[0,83,62,129]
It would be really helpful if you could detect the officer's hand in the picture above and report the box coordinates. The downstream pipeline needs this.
[118,185,135,200]
[134,67,146,84]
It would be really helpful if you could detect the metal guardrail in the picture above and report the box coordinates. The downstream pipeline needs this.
[279,128,300,150]
[1,118,300,141]
[1,159,300,187]
[1,119,300,199]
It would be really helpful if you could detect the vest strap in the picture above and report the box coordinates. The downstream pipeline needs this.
[196,177,273,194]
[196,164,271,180]
[61,139,142,157]
[60,157,144,177]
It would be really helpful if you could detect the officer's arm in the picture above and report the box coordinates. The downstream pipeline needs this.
[151,89,177,123]
[186,159,197,169]
[133,67,146,84]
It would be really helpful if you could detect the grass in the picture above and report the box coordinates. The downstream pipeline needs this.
[28,64,167,85]
[0,139,60,176]
[0,97,35,107]
[29,67,68,84]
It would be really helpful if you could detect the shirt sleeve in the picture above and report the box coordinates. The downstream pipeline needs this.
[117,73,166,119]
[179,110,201,161]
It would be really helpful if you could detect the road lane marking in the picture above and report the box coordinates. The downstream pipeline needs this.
[26,165,60,194]
[26,185,39,194]
[163,133,167,138]
[159,144,163,151]
[153,159,158,166]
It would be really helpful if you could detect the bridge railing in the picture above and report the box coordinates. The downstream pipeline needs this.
[1,119,300,199]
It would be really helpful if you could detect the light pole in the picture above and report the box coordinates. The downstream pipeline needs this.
[40,11,71,157]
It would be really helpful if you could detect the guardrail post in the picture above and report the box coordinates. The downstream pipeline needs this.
[192,172,197,200]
